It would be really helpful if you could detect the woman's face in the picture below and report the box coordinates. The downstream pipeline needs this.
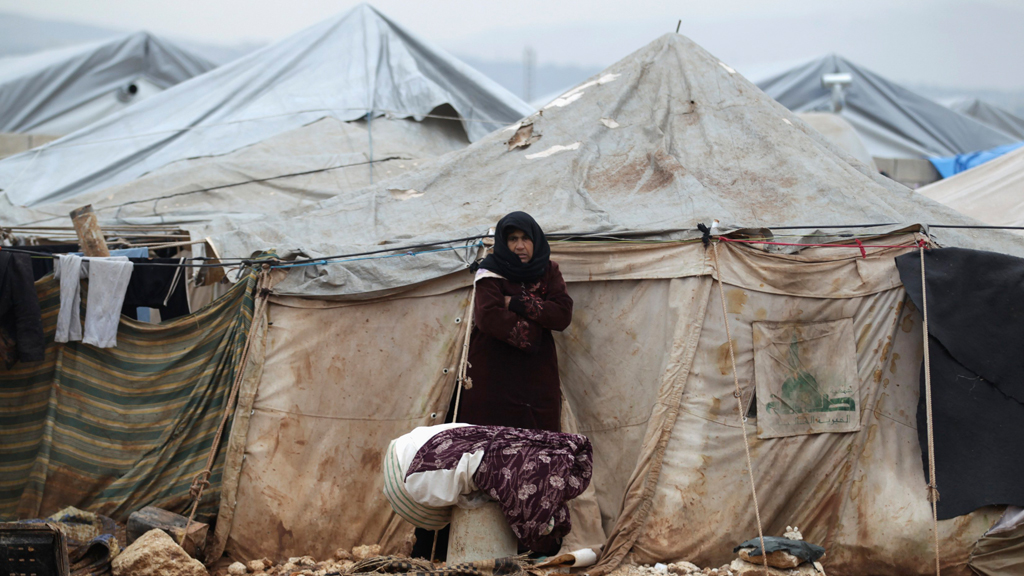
[506,228,534,263]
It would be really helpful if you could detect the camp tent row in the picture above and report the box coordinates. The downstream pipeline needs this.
[748,54,1018,162]
[917,145,1024,229]
[0,32,216,137]
[2,20,1023,576]
[193,33,1020,574]
[944,97,1024,141]
[0,4,533,229]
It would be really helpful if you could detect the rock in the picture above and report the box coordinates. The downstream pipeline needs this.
[112,528,209,576]
[350,544,381,561]
[227,562,247,575]
[287,556,316,567]
[247,558,272,572]
[729,558,823,576]
[667,562,701,575]
[737,548,802,569]
[783,527,803,541]
[334,548,352,561]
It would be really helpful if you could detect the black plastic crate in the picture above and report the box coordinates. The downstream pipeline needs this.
[0,522,69,576]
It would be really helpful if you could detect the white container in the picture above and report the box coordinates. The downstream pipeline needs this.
[446,502,518,563]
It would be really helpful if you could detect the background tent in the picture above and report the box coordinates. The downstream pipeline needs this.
[945,97,1024,140]
[0,32,215,136]
[192,33,1024,575]
[748,55,1017,161]
[917,145,1024,229]
[796,112,877,170]
[0,3,532,211]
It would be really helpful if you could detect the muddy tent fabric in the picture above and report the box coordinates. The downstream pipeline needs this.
[0,4,532,209]
[748,55,1018,160]
[917,145,1024,229]
[945,97,1024,140]
[203,39,1024,297]
[0,32,215,136]
[0,270,258,522]
[205,34,1024,575]
[896,248,1024,519]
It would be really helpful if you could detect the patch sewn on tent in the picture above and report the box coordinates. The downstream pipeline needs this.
[752,318,859,438]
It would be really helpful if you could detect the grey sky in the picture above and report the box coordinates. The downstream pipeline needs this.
[2,0,1023,89]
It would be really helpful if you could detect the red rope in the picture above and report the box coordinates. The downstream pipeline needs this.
[717,237,928,251]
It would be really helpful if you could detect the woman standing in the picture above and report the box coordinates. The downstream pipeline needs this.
[459,212,573,432]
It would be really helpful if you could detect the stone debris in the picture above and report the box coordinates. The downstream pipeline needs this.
[248,559,274,572]
[782,527,803,541]
[228,562,248,575]
[607,561,735,576]
[728,558,823,576]
[351,544,382,561]
[112,528,209,576]
[736,549,802,569]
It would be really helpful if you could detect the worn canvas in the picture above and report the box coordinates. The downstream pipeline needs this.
[753,319,859,438]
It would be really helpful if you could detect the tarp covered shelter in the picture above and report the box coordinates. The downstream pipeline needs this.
[187,34,1024,575]
[944,97,1024,140]
[0,270,259,522]
[0,3,532,212]
[0,32,215,136]
[917,145,1024,229]
[748,55,1018,160]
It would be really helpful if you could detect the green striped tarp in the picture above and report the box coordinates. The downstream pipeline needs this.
[0,270,257,522]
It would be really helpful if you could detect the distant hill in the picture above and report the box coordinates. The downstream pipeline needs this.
[0,11,260,64]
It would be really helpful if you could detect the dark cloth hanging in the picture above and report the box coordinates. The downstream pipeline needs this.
[16,243,80,281]
[896,247,1024,519]
[120,258,190,321]
[459,262,572,432]
[0,250,45,367]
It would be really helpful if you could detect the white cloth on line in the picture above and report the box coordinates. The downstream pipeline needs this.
[54,255,133,348]
[54,254,83,343]
[83,257,133,348]
[391,423,489,509]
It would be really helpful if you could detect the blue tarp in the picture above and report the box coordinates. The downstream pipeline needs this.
[930,141,1024,178]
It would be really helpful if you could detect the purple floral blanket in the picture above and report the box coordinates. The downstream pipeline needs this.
[407,426,592,550]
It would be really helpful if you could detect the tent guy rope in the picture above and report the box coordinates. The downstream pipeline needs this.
[708,239,770,574]
[919,242,942,576]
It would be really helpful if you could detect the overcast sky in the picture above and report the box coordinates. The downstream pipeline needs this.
[3,0,1023,90]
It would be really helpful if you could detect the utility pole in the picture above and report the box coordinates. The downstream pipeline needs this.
[523,47,535,103]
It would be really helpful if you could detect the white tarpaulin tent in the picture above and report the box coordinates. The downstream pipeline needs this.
[200,34,1024,576]
[0,32,215,136]
[0,3,532,209]
[944,97,1024,140]
[917,145,1024,228]
[748,55,1018,160]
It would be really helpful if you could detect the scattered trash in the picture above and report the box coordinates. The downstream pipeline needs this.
[730,527,826,576]
[600,118,620,128]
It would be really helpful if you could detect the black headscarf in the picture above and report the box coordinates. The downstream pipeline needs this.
[477,211,551,283]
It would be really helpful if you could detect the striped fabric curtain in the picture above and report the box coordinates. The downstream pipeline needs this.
[0,269,258,522]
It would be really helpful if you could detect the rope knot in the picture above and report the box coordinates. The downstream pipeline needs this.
[188,470,212,500]
[696,223,712,248]
[927,484,941,503]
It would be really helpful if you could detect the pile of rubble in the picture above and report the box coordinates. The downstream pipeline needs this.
[220,544,383,576]
[607,527,826,576]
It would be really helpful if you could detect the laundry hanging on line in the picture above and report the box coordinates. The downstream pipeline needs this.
[0,250,45,368]
[55,254,133,349]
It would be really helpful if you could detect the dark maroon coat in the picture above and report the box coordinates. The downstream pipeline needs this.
[458,261,573,432]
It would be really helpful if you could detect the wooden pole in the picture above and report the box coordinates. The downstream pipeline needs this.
[69,205,110,257]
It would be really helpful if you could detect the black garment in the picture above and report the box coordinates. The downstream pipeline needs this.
[120,258,190,321]
[734,537,825,563]
[896,247,1024,519]
[477,211,551,283]
[16,243,80,281]
[0,251,45,367]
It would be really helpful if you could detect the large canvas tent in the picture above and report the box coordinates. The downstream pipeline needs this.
[0,32,215,136]
[179,34,1024,575]
[944,97,1024,140]
[0,3,532,215]
[748,55,1018,161]
[917,145,1024,228]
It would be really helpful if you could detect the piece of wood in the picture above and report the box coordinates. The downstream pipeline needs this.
[126,506,208,558]
[69,205,110,257]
